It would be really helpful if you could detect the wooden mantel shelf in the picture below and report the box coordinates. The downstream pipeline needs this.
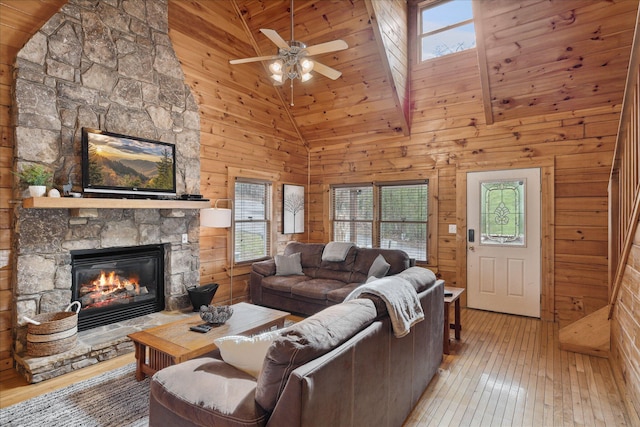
[22,197,211,210]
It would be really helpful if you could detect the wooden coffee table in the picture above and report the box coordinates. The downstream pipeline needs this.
[128,302,290,380]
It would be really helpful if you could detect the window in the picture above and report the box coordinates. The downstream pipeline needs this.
[480,179,525,246]
[333,186,373,247]
[234,179,271,263]
[419,0,476,61]
[332,182,429,262]
[379,184,428,259]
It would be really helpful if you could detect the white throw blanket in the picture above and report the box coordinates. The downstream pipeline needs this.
[322,242,355,262]
[345,276,424,338]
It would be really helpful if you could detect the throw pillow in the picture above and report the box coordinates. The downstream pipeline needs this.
[368,254,390,278]
[214,329,282,378]
[275,252,304,276]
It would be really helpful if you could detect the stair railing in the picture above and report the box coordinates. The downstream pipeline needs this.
[608,6,640,319]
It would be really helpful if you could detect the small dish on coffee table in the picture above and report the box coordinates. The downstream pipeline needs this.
[200,305,233,325]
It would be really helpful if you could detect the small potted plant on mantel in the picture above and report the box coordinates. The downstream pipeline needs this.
[13,164,53,197]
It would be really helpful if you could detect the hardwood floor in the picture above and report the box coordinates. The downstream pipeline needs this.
[406,308,631,426]
[0,309,631,426]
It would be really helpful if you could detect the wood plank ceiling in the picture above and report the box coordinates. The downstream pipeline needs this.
[475,0,638,123]
[191,0,636,149]
[2,0,635,151]
[230,0,410,148]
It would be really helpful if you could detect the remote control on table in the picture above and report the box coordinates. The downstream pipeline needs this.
[189,324,212,333]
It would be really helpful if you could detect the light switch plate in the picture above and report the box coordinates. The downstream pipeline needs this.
[448,224,457,234]
[181,233,188,243]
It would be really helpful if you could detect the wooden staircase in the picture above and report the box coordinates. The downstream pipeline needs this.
[558,190,638,359]
[558,305,610,358]
[559,14,640,360]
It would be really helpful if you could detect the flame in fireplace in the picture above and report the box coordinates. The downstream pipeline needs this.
[79,270,148,309]
[97,271,140,293]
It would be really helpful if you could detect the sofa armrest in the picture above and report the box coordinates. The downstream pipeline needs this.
[149,357,268,427]
[252,259,276,277]
[250,259,276,305]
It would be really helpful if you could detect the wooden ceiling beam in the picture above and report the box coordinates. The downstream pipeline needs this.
[472,1,495,126]
[364,0,410,135]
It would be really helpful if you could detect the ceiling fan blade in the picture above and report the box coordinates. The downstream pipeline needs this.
[305,40,348,56]
[229,55,279,65]
[260,29,290,49]
[312,61,342,80]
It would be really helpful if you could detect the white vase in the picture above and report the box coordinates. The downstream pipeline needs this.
[28,185,47,197]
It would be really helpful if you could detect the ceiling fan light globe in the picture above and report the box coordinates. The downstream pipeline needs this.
[300,59,314,73]
[301,72,313,82]
[271,74,283,83]
[269,60,283,74]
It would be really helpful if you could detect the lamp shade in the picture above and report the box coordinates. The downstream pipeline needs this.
[201,208,232,228]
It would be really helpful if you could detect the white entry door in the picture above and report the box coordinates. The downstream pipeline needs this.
[466,168,541,318]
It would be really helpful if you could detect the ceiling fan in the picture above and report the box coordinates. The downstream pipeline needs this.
[229,0,348,104]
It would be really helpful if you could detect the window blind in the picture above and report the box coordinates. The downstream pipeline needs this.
[235,180,270,263]
[332,186,373,247]
[379,184,428,261]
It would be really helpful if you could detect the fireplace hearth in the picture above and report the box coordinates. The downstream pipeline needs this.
[71,245,166,331]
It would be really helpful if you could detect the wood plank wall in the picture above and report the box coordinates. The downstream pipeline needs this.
[0,0,67,374]
[309,47,621,326]
[167,0,309,305]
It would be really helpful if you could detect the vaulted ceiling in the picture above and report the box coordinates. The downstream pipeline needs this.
[171,0,637,149]
[2,0,638,150]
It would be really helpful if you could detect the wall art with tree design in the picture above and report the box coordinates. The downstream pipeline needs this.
[283,184,304,234]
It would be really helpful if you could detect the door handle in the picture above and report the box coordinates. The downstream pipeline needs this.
[468,245,475,252]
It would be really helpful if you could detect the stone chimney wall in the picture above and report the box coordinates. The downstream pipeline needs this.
[12,0,201,353]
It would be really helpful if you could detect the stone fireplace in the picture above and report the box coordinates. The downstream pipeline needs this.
[11,0,202,380]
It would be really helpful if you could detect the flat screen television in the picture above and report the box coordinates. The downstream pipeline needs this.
[81,128,177,198]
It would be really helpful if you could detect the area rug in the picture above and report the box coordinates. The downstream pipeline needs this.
[0,363,149,427]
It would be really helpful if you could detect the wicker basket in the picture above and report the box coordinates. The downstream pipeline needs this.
[26,301,80,357]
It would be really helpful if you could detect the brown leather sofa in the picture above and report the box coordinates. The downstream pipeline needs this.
[149,268,444,427]
[250,242,415,316]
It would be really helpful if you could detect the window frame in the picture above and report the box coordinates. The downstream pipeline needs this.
[418,0,476,62]
[228,167,279,270]
[234,178,272,264]
[330,175,438,266]
[377,182,429,259]
[331,185,374,247]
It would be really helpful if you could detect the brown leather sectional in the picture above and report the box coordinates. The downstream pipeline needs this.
[149,268,444,427]
[250,242,415,316]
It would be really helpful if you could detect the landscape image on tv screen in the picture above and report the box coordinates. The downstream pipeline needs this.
[84,131,175,194]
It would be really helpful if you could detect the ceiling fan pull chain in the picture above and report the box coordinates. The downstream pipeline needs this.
[290,79,294,106]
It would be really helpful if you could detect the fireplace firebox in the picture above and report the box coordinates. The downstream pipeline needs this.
[71,245,165,331]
